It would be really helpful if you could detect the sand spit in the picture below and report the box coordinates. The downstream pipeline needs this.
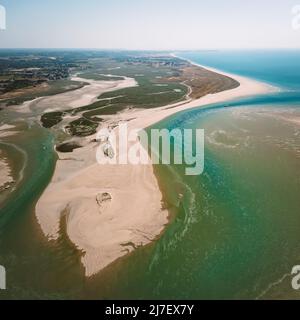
[36,66,276,277]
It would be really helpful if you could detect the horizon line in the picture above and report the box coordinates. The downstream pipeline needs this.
[1,47,300,51]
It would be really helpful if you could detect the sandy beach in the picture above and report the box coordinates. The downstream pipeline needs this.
[35,65,276,277]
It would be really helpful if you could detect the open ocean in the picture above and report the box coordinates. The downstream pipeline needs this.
[1,50,300,299]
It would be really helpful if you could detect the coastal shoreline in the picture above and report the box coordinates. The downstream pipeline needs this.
[172,53,280,93]
[35,61,276,277]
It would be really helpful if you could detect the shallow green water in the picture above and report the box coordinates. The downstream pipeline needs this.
[148,104,300,299]
[0,124,86,299]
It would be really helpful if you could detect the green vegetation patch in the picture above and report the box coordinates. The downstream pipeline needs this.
[56,142,82,153]
[41,111,64,128]
[66,118,99,137]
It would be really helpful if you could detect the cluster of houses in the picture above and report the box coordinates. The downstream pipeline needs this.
[0,59,70,95]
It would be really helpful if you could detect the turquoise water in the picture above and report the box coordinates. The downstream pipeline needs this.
[146,103,300,299]
[179,50,300,90]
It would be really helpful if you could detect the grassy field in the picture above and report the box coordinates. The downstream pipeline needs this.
[65,118,99,137]
[40,111,65,128]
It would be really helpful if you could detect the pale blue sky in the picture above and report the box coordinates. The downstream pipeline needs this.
[0,0,300,49]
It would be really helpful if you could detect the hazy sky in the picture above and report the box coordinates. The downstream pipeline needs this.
[0,0,300,49]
